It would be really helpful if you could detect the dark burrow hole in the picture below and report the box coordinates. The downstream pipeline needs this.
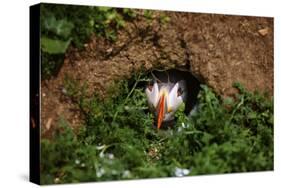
[131,68,202,129]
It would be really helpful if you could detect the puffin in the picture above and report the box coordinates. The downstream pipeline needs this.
[145,69,200,129]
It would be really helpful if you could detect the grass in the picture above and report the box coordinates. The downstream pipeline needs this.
[40,74,273,184]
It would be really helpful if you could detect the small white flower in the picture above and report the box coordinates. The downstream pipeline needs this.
[54,177,60,183]
[177,127,183,132]
[182,169,190,175]
[96,168,105,178]
[99,152,105,158]
[108,153,114,159]
[75,159,80,165]
[174,167,184,177]
[81,163,85,167]
[180,122,190,129]
[174,167,190,177]
[122,170,131,178]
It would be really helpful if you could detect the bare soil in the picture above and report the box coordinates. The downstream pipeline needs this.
[41,10,273,137]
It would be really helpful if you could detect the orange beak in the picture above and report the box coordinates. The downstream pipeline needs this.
[157,95,165,129]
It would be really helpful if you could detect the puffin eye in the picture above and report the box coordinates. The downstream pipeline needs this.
[177,87,183,97]
[147,81,153,91]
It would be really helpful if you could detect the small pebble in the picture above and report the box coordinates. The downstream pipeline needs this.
[258,28,269,36]
[62,88,67,95]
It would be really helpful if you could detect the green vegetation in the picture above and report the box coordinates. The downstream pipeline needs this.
[41,75,273,184]
[40,4,134,79]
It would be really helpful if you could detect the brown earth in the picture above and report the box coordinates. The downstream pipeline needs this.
[41,10,273,137]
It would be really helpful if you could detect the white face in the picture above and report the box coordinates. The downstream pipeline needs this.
[145,82,185,128]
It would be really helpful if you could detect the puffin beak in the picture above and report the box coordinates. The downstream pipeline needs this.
[157,94,165,129]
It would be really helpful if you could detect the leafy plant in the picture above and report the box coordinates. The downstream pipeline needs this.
[41,37,72,54]
[40,4,135,79]
[41,75,273,184]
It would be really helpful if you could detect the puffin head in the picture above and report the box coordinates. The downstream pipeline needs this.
[145,81,186,129]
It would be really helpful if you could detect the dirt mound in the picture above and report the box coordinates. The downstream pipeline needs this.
[176,13,273,97]
[41,11,273,136]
